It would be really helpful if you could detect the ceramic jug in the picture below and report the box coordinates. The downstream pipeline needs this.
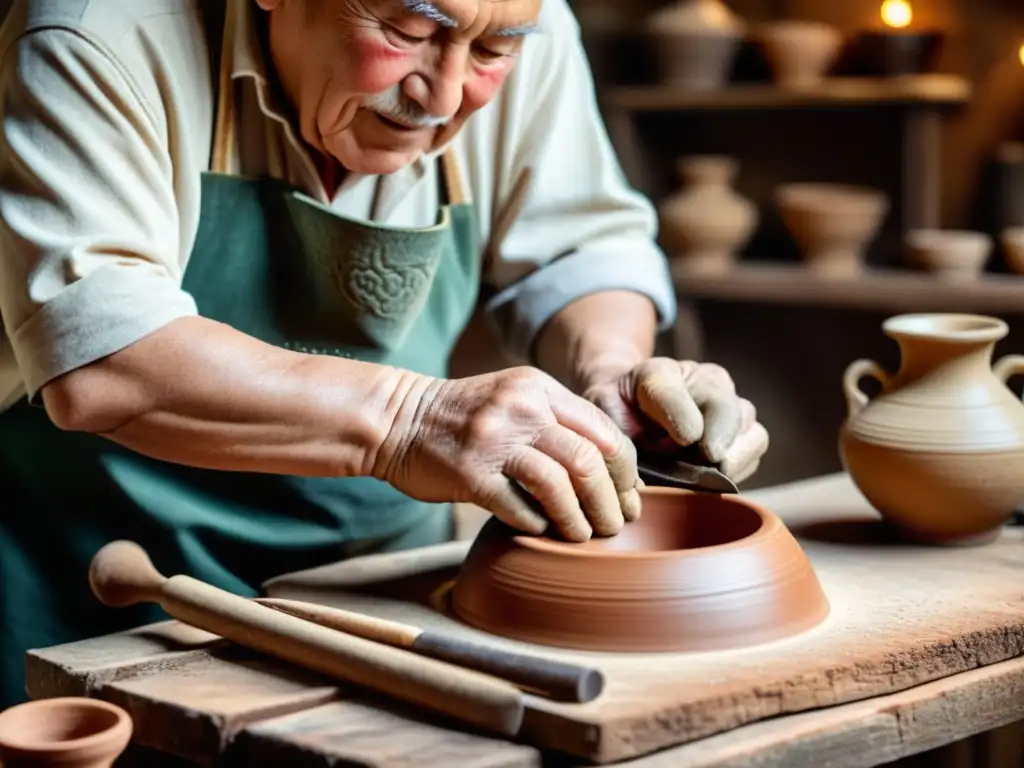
[0,697,132,767]
[839,313,1024,545]
[658,155,758,273]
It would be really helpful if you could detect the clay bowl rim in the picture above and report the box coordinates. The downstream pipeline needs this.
[0,696,132,754]
[882,312,1008,343]
[504,487,780,561]
[774,183,890,213]
[754,19,843,44]
[905,228,993,252]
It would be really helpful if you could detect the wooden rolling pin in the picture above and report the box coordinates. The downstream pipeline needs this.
[255,597,604,703]
[88,541,524,736]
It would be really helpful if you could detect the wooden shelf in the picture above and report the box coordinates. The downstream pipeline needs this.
[602,75,971,112]
[670,262,1024,313]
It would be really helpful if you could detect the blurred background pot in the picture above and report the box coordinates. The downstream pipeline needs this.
[905,229,992,281]
[659,155,758,273]
[776,183,889,277]
[646,0,746,90]
[756,21,842,88]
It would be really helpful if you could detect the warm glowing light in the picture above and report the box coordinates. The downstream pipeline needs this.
[1019,43,1024,67]
[881,0,912,29]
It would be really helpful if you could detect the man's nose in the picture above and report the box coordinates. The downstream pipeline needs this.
[404,48,467,119]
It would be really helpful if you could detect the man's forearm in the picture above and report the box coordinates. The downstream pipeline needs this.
[41,316,417,478]
[534,290,658,392]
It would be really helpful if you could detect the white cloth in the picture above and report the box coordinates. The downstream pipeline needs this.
[0,0,675,410]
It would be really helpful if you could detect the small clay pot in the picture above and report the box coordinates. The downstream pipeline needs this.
[756,21,842,88]
[0,697,132,767]
[776,183,890,278]
[905,229,993,281]
[450,488,830,653]
[1002,227,1024,274]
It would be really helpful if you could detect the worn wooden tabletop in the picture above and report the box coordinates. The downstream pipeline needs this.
[23,473,1024,766]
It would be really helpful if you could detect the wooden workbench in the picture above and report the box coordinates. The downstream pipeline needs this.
[24,473,1024,767]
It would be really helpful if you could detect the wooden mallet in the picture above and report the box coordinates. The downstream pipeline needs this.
[88,540,524,736]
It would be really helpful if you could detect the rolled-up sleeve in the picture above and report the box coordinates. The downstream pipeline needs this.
[0,29,197,401]
[481,0,676,361]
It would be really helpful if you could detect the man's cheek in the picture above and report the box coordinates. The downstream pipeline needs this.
[463,62,516,110]
[344,35,415,93]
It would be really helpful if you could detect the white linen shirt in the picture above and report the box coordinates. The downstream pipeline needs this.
[0,0,675,411]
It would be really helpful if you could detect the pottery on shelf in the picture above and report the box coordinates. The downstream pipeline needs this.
[0,697,132,768]
[658,155,759,273]
[776,183,889,278]
[905,229,993,281]
[450,487,830,653]
[645,0,746,90]
[755,21,842,88]
[840,313,1024,546]
[1002,227,1024,274]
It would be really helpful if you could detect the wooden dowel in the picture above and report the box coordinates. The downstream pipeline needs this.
[88,541,524,736]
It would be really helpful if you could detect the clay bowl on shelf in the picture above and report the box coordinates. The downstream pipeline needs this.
[755,20,842,88]
[450,488,830,654]
[776,183,889,278]
[905,229,992,281]
[0,697,133,768]
[1002,227,1024,274]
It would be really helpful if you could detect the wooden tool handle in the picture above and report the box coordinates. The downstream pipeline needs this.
[258,597,605,704]
[89,541,524,736]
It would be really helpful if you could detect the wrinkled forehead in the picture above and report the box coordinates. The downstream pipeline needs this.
[404,0,543,36]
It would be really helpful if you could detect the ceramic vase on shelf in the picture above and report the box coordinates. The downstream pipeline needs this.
[658,155,758,274]
[645,0,746,90]
[840,313,1024,546]
[755,21,842,89]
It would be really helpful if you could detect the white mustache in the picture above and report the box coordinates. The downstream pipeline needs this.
[362,86,451,128]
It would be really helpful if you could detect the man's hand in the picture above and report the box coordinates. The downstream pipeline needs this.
[372,367,642,542]
[581,358,769,484]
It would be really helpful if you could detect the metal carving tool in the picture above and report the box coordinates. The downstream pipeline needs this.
[635,448,739,494]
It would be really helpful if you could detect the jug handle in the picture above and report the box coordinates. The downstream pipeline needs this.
[994,355,1024,391]
[843,359,891,418]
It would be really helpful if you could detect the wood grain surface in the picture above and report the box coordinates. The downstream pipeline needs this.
[23,473,1024,765]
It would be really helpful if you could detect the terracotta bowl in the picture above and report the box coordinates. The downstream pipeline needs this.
[0,697,132,768]
[1002,227,1024,274]
[450,488,830,653]
[905,229,992,281]
[776,183,889,278]
[756,21,842,88]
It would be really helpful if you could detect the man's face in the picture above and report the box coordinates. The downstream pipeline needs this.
[256,0,541,175]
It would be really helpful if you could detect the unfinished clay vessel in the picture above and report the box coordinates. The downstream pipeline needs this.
[840,314,1024,545]
[659,156,758,273]
[776,183,889,277]
[646,0,746,90]
[905,229,992,281]
[450,488,830,653]
[0,697,132,767]
[756,21,842,88]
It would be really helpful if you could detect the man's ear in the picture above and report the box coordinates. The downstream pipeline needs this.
[255,0,281,10]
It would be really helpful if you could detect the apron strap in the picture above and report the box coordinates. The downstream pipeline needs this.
[210,0,237,175]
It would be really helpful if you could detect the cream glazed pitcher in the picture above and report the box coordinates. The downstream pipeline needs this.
[839,313,1024,545]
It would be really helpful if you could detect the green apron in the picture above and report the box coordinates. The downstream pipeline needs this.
[0,7,480,708]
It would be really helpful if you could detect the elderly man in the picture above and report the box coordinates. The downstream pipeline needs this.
[0,0,769,707]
